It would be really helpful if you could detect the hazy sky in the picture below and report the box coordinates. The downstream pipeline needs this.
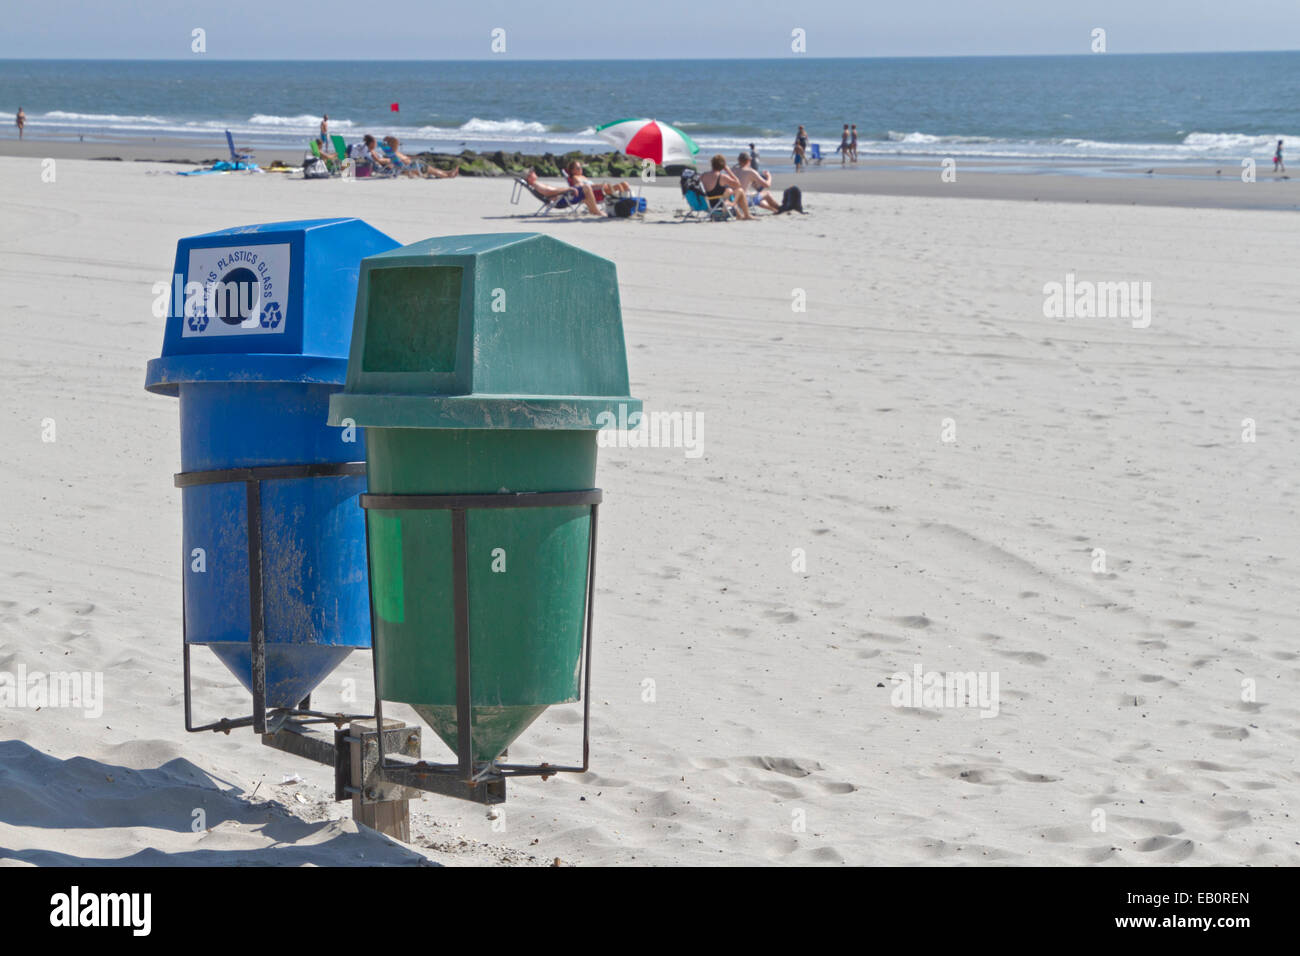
[4,0,1298,59]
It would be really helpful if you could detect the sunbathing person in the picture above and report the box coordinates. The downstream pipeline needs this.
[313,137,338,164]
[735,152,781,212]
[357,135,397,174]
[524,168,604,215]
[565,160,631,201]
[699,154,752,220]
[383,136,458,179]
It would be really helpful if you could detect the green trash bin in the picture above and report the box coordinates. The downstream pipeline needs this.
[329,233,640,766]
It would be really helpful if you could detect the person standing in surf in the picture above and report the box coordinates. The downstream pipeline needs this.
[16,107,25,140]
[793,125,809,173]
[850,124,859,162]
[838,124,851,165]
[320,114,329,142]
[1274,139,1285,173]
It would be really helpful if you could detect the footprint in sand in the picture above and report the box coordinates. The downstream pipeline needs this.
[1134,836,1195,861]
[1207,724,1249,740]
[1110,815,1184,836]
[994,649,1048,665]
[860,631,907,644]
[893,615,932,629]
[763,610,799,624]
[1137,673,1179,687]
[740,756,823,777]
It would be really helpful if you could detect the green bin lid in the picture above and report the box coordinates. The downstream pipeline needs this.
[328,233,640,429]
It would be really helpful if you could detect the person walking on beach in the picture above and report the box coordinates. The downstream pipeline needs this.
[1274,139,1284,173]
[320,114,329,141]
[16,107,25,140]
[793,125,808,173]
[850,124,859,162]
[837,124,851,165]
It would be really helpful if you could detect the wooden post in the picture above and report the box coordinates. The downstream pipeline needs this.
[349,718,411,841]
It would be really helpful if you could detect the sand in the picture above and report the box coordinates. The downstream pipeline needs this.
[1,156,1296,866]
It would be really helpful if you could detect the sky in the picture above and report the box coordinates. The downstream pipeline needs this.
[3,0,1298,59]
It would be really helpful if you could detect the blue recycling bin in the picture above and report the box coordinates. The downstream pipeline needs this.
[145,218,401,712]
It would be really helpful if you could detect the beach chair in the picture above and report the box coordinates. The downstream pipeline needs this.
[510,176,583,216]
[809,143,823,165]
[329,134,354,176]
[679,169,731,221]
[224,130,256,170]
[309,139,339,175]
[347,143,398,179]
[379,142,413,175]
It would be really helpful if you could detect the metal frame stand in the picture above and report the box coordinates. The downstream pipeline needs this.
[171,465,601,810]
[175,461,373,735]
[359,489,601,797]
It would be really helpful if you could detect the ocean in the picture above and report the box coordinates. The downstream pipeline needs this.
[2,53,1298,166]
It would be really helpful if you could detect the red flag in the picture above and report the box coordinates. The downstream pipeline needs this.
[390,102,399,112]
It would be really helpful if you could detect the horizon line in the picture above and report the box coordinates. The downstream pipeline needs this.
[2,49,1299,62]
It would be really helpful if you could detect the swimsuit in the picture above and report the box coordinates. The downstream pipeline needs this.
[570,174,605,202]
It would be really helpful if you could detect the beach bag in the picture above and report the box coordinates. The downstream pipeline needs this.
[303,156,330,180]
[610,197,643,218]
[777,185,804,214]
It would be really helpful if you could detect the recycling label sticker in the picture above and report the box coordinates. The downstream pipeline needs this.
[182,243,291,336]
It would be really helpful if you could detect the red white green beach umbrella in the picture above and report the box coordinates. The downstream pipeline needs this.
[595,118,701,166]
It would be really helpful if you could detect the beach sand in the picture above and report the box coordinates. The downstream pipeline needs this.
[1,156,1296,866]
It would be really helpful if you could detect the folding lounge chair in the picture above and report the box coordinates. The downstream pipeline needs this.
[510,176,584,216]
[330,135,354,175]
[379,142,424,176]
[224,130,256,170]
[809,143,823,165]
[679,169,732,221]
[309,139,339,175]
[349,144,398,179]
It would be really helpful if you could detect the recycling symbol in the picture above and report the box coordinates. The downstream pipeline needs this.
[187,308,210,333]
[260,301,282,329]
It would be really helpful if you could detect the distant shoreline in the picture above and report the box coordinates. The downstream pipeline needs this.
[3,137,1297,212]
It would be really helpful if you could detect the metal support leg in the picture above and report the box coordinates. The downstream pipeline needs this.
[247,479,267,735]
[451,507,474,778]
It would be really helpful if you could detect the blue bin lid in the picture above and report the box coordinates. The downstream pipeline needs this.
[145,218,400,396]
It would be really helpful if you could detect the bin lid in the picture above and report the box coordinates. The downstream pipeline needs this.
[145,218,400,396]
[328,233,641,429]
